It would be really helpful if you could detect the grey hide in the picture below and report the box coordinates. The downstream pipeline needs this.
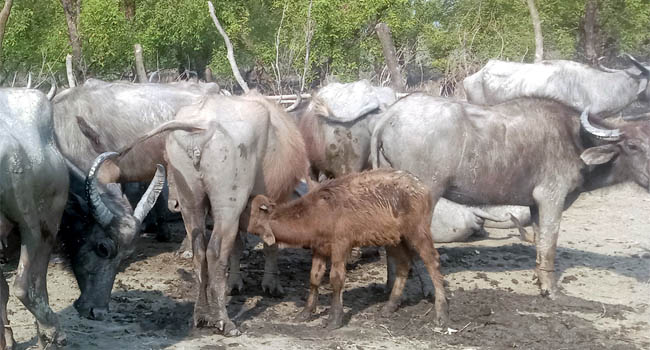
[372,93,650,300]
[117,93,309,336]
[0,88,69,348]
[298,82,529,244]
[463,57,650,118]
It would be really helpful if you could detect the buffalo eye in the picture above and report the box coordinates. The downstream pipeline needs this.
[95,239,117,259]
[623,139,644,154]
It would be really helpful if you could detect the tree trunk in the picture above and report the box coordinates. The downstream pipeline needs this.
[134,44,147,83]
[0,0,13,70]
[375,22,405,92]
[525,0,543,63]
[121,0,135,20]
[581,0,600,65]
[60,0,83,81]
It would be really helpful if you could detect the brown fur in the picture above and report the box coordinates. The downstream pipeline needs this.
[248,169,449,329]
[297,97,328,175]
[243,92,309,201]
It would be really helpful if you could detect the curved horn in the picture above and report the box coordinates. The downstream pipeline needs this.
[625,53,650,77]
[133,164,166,223]
[597,57,621,73]
[46,79,57,100]
[285,93,303,112]
[580,107,623,141]
[26,72,32,89]
[86,152,119,227]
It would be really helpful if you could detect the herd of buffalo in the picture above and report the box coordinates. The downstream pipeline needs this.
[0,54,649,347]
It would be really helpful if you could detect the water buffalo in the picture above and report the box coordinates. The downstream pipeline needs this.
[297,81,528,243]
[0,89,68,348]
[371,93,650,298]
[463,55,650,117]
[119,92,309,335]
[59,153,164,321]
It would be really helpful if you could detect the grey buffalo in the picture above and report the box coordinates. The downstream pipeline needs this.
[297,81,527,243]
[119,92,309,336]
[0,89,68,348]
[372,93,650,298]
[52,80,211,319]
[463,55,650,117]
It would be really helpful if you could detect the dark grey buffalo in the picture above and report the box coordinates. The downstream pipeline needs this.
[298,81,527,243]
[0,89,68,348]
[372,93,650,298]
[463,55,650,117]
[120,92,309,336]
[51,80,214,319]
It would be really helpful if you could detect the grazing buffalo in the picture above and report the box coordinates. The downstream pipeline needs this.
[463,55,650,117]
[59,153,164,321]
[0,89,68,348]
[298,81,528,243]
[120,92,309,335]
[372,93,650,298]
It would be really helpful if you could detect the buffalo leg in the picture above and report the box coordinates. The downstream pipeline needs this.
[382,243,411,317]
[532,190,565,299]
[179,206,209,328]
[327,248,348,330]
[227,232,245,295]
[296,252,326,322]
[411,228,448,326]
[13,223,64,348]
[261,243,284,297]
[0,267,12,350]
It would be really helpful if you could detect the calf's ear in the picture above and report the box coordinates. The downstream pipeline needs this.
[580,144,620,165]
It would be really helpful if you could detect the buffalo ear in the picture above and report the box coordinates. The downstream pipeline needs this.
[580,144,620,165]
[76,116,107,154]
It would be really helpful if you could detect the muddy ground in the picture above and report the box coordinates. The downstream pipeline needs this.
[3,184,650,349]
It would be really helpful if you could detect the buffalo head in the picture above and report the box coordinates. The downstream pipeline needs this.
[61,152,165,320]
[580,107,650,191]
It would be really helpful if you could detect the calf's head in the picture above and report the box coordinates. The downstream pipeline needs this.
[61,152,165,320]
[247,195,277,246]
[580,108,650,190]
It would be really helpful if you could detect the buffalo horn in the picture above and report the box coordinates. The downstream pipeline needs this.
[133,164,166,223]
[596,57,622,73]
[625,53,650,77]
[86,152,119,227]
[26,72,32,89]
[580,107,623,141]
[46,78,57,100]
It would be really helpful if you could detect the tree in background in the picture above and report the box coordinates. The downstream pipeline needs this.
[0,0,13,71]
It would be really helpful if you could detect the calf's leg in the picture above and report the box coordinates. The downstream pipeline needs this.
[327,248,348,330]
[261,243,284,297]
[410,228,448,326]
[227,232,245,295]
[296,253,327,322]
[382,243,411,317]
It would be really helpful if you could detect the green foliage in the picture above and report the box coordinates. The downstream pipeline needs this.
[1,0,649,87]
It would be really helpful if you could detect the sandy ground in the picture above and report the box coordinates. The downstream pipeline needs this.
[2,184,650,349]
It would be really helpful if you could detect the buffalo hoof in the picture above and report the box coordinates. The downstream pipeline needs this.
[227,273,244,295]
[179,249,193,259]
[194,312,240,336]
[36,323,66,349]
[346,247,363,265]
[3,327,15,350]
[324,315,344,330]
[535,268,559,299]
[262,274,284,297]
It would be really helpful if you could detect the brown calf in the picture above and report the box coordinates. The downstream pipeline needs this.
[248,169,449,329]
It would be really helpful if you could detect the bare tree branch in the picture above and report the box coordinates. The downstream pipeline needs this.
[66,54,76,87]
[207,1,249,93]
[273,1,289,97]
[0,0,13,70]
[375,22,405,92]
[525,0,544,62]
[134,44,147,83]
[287,0,314,112]
[60,0,84,81]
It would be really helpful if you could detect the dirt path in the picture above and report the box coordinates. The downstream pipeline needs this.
[3,184,650,349]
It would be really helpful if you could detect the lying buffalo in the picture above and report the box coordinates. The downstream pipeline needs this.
[372,93,650,298]
[298,81,528,243]
[0,89,68,348]
[118,92,310,336]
